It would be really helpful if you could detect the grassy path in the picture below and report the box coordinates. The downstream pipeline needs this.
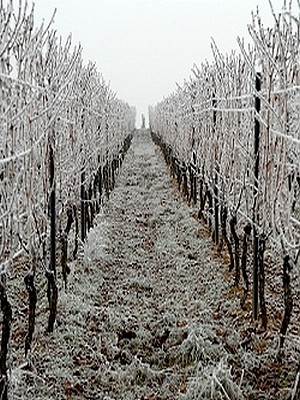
[81,129,237,399]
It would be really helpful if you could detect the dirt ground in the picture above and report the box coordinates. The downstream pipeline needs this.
[9,129,300,399]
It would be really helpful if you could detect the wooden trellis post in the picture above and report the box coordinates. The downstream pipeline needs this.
[0,273,12,400]
[47,130,58,333]
[49,132,56,277]
[212,92,219,246]
[81,170,86,241]
[253,72,261,321]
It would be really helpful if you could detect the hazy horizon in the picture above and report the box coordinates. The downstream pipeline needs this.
[33,0,293,127]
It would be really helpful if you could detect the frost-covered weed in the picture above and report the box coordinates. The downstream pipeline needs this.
[130,357,166,384]
[179,325,224,366]
[182,360,244,400]
[84,217,113,265]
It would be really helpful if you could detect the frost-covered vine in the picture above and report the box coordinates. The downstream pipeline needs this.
[150,0,300,344]
[0,0,135,392]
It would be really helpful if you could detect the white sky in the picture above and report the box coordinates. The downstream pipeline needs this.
[33,0,293,126]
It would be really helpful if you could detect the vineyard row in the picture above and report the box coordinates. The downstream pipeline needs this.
[149,1,300,355]
[0,2,135,396]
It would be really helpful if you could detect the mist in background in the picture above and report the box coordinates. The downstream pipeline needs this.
[34,0,292,127]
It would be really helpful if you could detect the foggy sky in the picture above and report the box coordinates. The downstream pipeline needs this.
[33,0,292,127]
